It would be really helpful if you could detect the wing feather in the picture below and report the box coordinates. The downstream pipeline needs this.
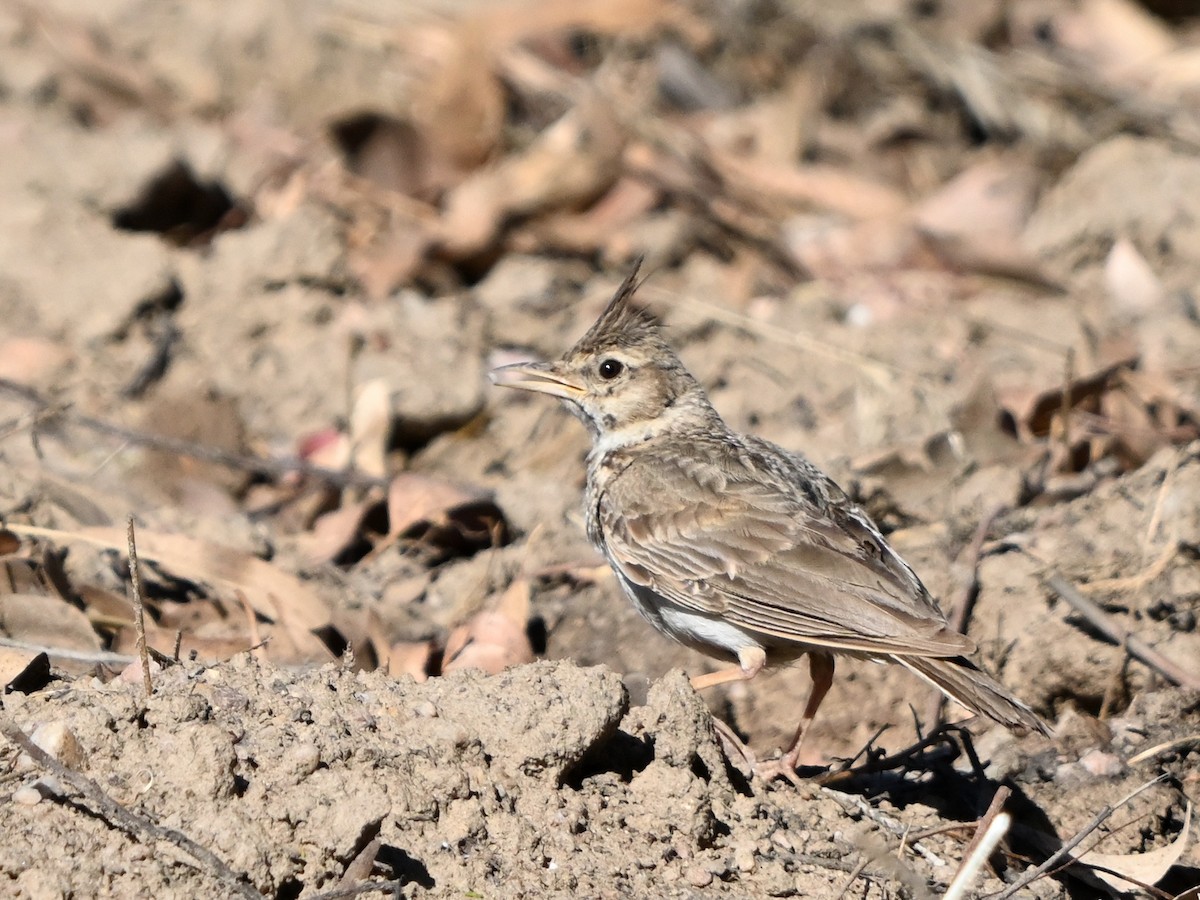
[597,441,974,658]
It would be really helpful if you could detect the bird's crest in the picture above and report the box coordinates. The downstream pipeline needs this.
[573,257,662,352]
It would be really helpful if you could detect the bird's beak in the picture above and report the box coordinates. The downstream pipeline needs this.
[489,361,586,401]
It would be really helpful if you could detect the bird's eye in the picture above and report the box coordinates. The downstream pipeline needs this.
[598,359,624,379]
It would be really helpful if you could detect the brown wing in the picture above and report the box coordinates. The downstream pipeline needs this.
[597,442,975,658]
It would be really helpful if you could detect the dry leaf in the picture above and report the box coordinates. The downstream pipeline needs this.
[437,92,625,259]
[1076,801,1192,891]
[386,640,434,682]
[913,159,1059,286]
[714,152,908,222]
[441,578,534,676]
[998,357,1139,441]
[386,474,506,555]
[6,524,333,633]
[0,594,101,652]
[388,474,479,538]
[408,21,506,185]
[297,498,377,568]
[1055,0,1175,83]
[298,427,351,470]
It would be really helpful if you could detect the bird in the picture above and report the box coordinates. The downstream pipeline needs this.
[490,260,1050,781]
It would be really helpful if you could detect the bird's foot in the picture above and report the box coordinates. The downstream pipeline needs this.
[710,718,808,788]
[750,755,804,788]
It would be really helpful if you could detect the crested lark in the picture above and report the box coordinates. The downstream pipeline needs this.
[492,261,1049,780]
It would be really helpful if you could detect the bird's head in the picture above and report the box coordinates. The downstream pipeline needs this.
[491,260,715,444]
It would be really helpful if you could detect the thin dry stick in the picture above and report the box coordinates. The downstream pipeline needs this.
[1076,539,1178,595]
[956,786,1011,880]
[1059,347,1075,454]
[0,719,259,900]
[0,636,136,666]
[305,881,405,900]
[126,516,153,696]
[944,812,1010,900]
[658,290,905,389]
[833,856,871,900]
[1042,573,1200,690]
[992,775,1166,900]
[0,377,387,490]
[1126,733,1200,766]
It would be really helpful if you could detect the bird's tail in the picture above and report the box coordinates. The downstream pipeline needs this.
[894,654,1051,736]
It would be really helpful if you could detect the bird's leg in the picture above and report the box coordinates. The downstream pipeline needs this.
[778,651,835,773]
[689,646,766,690]
[689,647,766,778]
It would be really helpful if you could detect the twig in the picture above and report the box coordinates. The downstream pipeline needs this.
[0,636,136,666]
[126,516,153,696]
[0,377,387,490]
[1075,539,1178,594]
[1059,347,1075,456]
[991,775,1166,899]
[305,881,404,900]
[833,856,870,899]
[1126,733,1200,766]
[1042,573,1200,690]
[0,719,259,900]
[944,812,1010,900]
[659,290,906,390]
[956,786,1011,881]
[828,792,947,868]
[819,727,960,788]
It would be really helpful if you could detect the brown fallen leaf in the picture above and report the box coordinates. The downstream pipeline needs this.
[913,158,1061,287]
[386,640,434,682]
[386,474,507,557]
[436,91,625,259]
[1076,800,1192,892]
[0,593,101,652]
[998,356,1139,441]
[713,151,909,222]
[296,497,379,568]
[0,338,72,386]
[6,524,333,633]
[441,578,534,676]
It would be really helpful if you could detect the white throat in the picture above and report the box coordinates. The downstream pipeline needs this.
[587,400,703,457]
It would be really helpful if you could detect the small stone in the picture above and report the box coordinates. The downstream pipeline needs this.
[1079,748,1125,778]
[25,722,85,771]
[685,865,713,887]
[411,700,438,718]
[13,784,43,805]
[734,844,756,873]
[282,742,321,778]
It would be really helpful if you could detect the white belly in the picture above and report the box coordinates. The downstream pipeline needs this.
[615,571,761,660]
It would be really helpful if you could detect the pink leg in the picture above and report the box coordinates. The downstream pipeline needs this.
[689,646,766,691]
[755,651,836,786]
